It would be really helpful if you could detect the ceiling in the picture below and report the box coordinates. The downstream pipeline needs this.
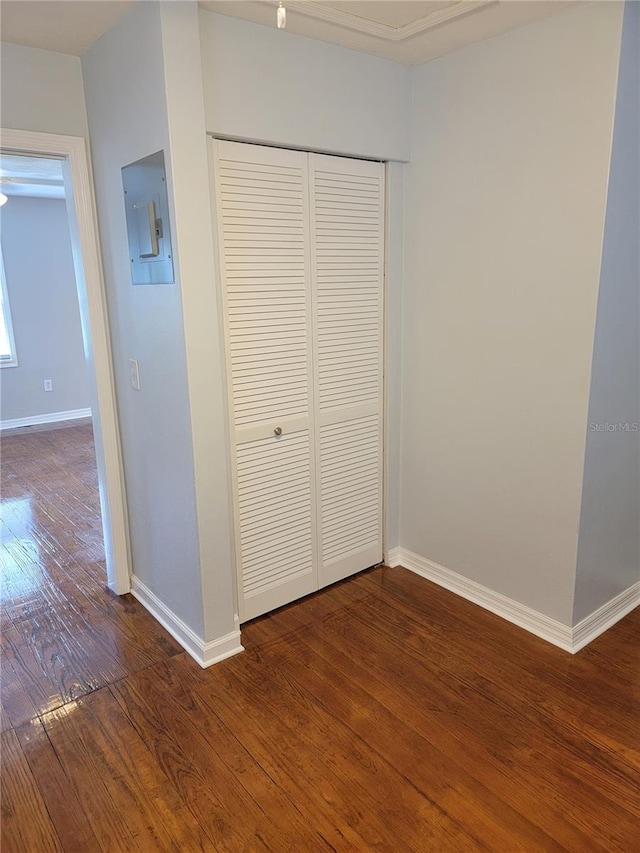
[0,154,65,199]
[0,1,135,56]
[0,0,575,65]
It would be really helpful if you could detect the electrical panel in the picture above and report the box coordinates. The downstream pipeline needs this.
[122,150,174,285]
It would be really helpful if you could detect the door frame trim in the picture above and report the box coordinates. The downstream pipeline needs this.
[1,127,131,594]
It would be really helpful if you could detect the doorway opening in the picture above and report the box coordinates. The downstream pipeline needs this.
[0,128,130,595]
[0,153,110,623]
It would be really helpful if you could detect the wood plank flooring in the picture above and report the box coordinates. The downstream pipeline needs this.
[1,423,639,851]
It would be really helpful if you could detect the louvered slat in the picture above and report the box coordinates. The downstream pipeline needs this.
[235,430,314,598]
[313,164,383,414]
[215,140,317,621]
[216,141,383,619]
[311,154,384,586]
[217,146,310,431]
[319,415,382,568]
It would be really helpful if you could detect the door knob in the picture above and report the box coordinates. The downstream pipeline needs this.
[274,427,283,437]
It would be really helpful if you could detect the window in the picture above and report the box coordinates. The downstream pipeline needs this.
[0,246,18,367]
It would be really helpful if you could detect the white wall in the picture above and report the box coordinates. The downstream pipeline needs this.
[0,42,88,136]
[574,1,640,624]
[199,10,412,162]
[400,2,624,624]
[82,1,236,646]
[158,1,237,642]
[1,196,90,421]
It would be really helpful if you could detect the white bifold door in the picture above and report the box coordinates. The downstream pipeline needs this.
[213,140,384,621]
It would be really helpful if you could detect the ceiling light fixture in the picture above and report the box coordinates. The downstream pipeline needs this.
[0,193,7,207]
[277,2,286,29]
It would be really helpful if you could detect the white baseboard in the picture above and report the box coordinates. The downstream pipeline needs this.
[387,547,639,653]
[385,546,403,568]
[396,548,640,654]
[384,546,402,569]
[0,408,92,431]
[392,547,574,651]
[131,575,244,668]
[572,581,640,652]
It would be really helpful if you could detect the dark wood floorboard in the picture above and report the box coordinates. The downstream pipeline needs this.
[1,423,639,851]
[1,728,64,852]
[14,718,103,853]
[0,425,182,725]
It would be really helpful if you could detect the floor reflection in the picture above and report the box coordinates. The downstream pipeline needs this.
[0,423,181,730]
[0,497,44,606]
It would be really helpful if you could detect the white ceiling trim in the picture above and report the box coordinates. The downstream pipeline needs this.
[290,0,497,41]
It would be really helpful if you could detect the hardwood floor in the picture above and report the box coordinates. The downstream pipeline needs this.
[1,424,639,851]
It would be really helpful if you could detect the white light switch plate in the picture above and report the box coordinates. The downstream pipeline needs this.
[129,359,140,391]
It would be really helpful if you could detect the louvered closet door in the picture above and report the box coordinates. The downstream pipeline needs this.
[214,140,317,621]
[310,154,384,587]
